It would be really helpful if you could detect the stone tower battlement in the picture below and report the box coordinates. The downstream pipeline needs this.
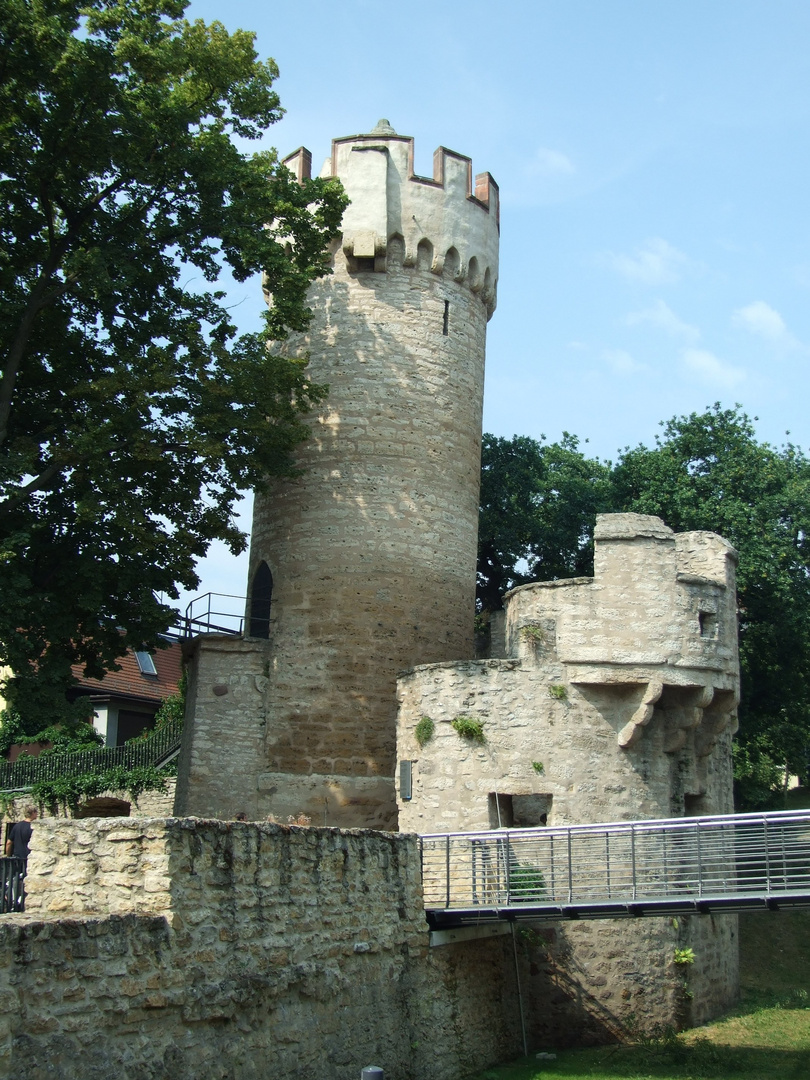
[177,121,499,830]
[283,119,499,315]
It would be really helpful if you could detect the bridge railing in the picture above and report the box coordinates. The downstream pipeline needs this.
[420,810,810,924]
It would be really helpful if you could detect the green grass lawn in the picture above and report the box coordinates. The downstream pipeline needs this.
[470,824,810,1080]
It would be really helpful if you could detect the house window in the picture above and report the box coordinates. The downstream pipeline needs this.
[249,561,273,638]
[134,651,157,676]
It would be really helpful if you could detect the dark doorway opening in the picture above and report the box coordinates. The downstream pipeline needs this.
[249,562,273,638]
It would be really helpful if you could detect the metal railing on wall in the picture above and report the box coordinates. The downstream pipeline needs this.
[0,716,183,793]
[0,857,25,912]
[180,592,247,637]
[420,809,810,927]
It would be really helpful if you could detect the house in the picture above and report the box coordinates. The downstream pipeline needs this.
[68,641,183,747]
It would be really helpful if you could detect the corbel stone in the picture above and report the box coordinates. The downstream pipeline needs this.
[618,679,663,749]
[663,685,714,754]
[695,688,740,758]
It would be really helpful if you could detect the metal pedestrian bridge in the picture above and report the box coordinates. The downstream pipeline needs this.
[420,809,810,929]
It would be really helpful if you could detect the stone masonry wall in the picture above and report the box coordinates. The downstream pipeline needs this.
[396,515,741,1032]
[225,124,500,831]
[2,816,554,1080]
[243,253,489,831]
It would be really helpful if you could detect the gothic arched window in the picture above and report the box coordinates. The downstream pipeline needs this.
[249,561,273,638]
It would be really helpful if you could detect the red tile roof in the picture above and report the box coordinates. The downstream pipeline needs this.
[70,641,183,705]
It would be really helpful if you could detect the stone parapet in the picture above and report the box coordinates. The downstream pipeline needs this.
[285,119,499,316]
[4,816,552,1079]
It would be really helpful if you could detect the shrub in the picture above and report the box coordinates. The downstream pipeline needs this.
[415,716,435,747]
[452,715,485,743]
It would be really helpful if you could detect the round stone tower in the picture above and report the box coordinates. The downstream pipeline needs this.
[246,121,499,828]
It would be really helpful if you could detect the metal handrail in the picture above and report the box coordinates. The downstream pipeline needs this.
[420,810,810,927]
[181,592,247,637]
[0,716,183,792]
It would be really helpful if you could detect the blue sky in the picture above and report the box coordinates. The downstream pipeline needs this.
[176,0,810,613]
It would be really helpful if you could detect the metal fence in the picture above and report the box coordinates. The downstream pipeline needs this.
[181,592,246,637]
[0,857,25,912]
[420,810,810,927]
[0,716,183,792]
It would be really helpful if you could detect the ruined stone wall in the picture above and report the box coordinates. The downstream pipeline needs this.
[395,515,741,1031]
[3,817,547,1080]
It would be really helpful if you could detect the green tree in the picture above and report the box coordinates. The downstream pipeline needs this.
[0,0,347,732]
[612,405,810,806]
[477,433,612,612]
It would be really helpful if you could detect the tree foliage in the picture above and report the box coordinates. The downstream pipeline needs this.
[612,404,810,805]
[0,0,347,729]
[477,432,611,611]
[478,407,810,806]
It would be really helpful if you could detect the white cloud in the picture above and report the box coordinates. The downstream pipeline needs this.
[626,299,700,342]
[603,348,646,375]
[682,348,745,389]
[604,238,688,285]
[527,147,575,177]
[732,301,798,346]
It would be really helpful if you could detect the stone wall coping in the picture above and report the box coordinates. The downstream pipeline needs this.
[502,576,593,601]
[48,815,410,840]
[398,658,522,680]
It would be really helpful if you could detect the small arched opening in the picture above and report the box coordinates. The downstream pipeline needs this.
[249,561,273,639]
[76,797,131,819]
[416,238,434,271]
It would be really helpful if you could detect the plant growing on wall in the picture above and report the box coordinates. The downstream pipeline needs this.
[451,715,485,744]
[414,716,435,747]
[521,625,547,646]
[673,947,695,965]
[549,684,567,700]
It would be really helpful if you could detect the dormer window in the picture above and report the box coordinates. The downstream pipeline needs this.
[134,651,158,676]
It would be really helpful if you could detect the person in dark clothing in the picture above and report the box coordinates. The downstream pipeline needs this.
[5,805,38,866]
[4,806,37,910]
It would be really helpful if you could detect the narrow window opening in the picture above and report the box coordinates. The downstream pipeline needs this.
[684,793,708,817]
[489,792,551,828]
[249,561,273,639]
[355,256,375,272]
[442,299,449,335]
[699,611,718,638]
[76,797,131,819]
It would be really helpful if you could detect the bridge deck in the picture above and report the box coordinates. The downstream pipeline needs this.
[420,809,810,928]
